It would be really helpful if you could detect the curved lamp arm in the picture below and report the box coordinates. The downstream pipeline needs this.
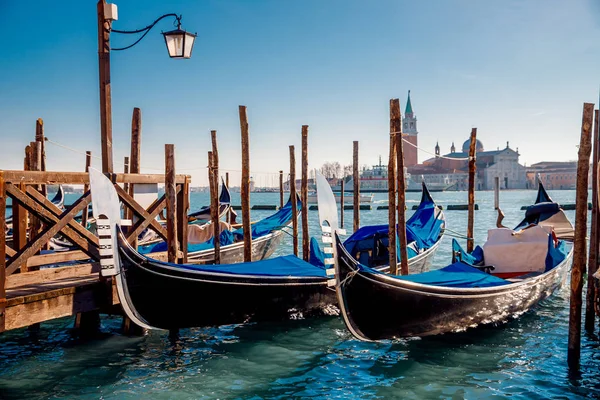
[111,13,181,51]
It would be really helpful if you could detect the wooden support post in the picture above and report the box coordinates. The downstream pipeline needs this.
[239,106,252,262]
[0,171,6,332]
[165,144,178,264]
[13,146,30,272]
[494,177,500,210]
[340,180,345,228]
[279,170,284,209]
[568,102,594,370]
[82,151,92,228]
[35,118,47,197]
[387,105,398,275]
[176,176,189,264]
[586,109,599,332]
[394,99,409,276]
[97,0,113,173]
[128,108,141,248]
[73,310,100,337]
[29,141,43,268]
[301,125,309,261]
[209,151,220,264]
[123,156,130,194]
[226,172,231,223]
[467,128,477,253]
[353,141,360,232]
[290,146,298,256]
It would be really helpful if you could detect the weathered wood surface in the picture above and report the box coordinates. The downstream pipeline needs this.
[165,144,178,264]
[239,106,252,262]
[81,151,92,228]
[467,128,477,253]
[301,125,309,262]
[1,171,188,185]
[568,102,594,370]
[115,185,170,243]
[209,151,220,264]
[6,263,99,290]
[290,146,298,256]
[177,176,189,264]
[340,180,345,228]
[586,109,599,331]
[353,141,360,232]
[387,103,397,275]
[394,99,409,276]
[98,0,113,173]
[279,170,284,209]
[0,171,5,329]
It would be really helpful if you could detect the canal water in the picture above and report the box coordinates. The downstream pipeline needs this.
[1,189,600,399]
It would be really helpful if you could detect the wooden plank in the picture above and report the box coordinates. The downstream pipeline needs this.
[28,142,44,270]
[22,186,99,252]
[5,191,95,276]
[290,146,298,256]
[25,250,91,269]
[165,144,178,263]
[301,125,309,262]
[81,151,92,228]
[12,182,28,271]
[126,195,168,243]
[239,106,252,262]
[387,105,397,275]
[6,263,99,289]
[568,102,594,370]
[394,99,409,276]
[1,171,188,185]
[586,109,599,331]
[353,141,360,232]
[115,185,169,242]
[467,128,477,253]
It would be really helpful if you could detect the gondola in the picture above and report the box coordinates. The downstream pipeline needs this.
[187,177,232,224]
[325,178,574,340]
[89,168,334,330]
[328,182,445,274]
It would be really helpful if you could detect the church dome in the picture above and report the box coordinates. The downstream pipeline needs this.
[462,138,484,153]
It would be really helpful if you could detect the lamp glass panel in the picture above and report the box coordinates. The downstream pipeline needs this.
[183,32,196,58]
[165,32,185,57]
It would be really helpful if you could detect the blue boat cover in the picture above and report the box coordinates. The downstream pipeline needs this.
[188,178,231,219]
[309,237,327,268]
[546,234,567,271]
[393,261,511,288]
[159,254,328,278]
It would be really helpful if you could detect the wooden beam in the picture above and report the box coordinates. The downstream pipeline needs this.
[25,250,91,269]
[5,191,95,276]
[301,125,309,262]
[353,141,360,232]
[387,104,397,275]
[568,102,594,370]
[165,144,178,263]
[239,106,252,262]
[98,0,113,174]
[290,146,298,256]
[1,171,188,185]
[467,128,477,253]
[395,99,409,276]
[177,177,189,264]
[126,195,168,243]
[6,263,99,289]
[586,109,599,332]
[114,185,169,242]
[82,151,92,228]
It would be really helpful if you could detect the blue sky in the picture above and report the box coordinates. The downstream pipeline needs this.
[1,0,600,186]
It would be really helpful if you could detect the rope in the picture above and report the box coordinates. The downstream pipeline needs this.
[444,227,473,241]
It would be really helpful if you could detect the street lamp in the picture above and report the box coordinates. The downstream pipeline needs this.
[97,0,197,173]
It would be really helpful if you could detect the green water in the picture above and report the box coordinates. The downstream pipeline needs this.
[1,189,599,399]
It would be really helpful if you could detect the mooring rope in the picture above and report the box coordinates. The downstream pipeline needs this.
[443,227,473,241]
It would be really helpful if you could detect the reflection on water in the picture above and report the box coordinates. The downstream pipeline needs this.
[1,190,599,399]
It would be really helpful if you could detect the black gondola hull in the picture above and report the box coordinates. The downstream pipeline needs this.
[335,240,572,340]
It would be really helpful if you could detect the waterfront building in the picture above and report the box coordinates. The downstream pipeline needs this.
[526,161,578,189]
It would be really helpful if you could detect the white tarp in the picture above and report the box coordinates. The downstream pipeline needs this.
[483,225,552,274]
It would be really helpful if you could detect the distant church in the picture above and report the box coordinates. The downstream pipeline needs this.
[403,91,527,190]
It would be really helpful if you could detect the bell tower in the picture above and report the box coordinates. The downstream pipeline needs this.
[403,90,418,166]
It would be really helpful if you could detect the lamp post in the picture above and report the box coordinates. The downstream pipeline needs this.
[97,0,196,173]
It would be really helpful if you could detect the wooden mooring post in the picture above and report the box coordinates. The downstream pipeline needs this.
[279,170,284,209]
[128,107,142,249]
[211,131,220,264]
[81,151,92,228]
[568,102,594,370]
[394,99,409,276]
[289,146,298,256]
[226,172,232,223]
[0,171,5,332]
[165,144,178,264]
[353,141,360,232]
[340,180,345,228]
[387,102,398,275]
[494,176,500,210]
[239,106,252,262]
[586,109,599,332]
[35,119,47,198]
[467,128,477,253]
[301,125,309,262]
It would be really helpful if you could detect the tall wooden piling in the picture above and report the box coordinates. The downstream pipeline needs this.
[239,106,252,262]
[0,172,6,332]
[128,108,142,248]
[35,118,47,197]
[290,146,298,256]
[568,102,594,370]
[29,142,43,262]
[279,170,284,209]
[494,176,500,210]
[353,141,360,232]
[340,180,345,228]
[82,151,92,228]
[209,151,220,264]
[467,128,477,253]
[165,144,178,263]
[301,126,309,261]
[586,109,599,332]
[394,99,409,276]
[123,156,130,194]
[226,172,231,223]
[387,103,398,275]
